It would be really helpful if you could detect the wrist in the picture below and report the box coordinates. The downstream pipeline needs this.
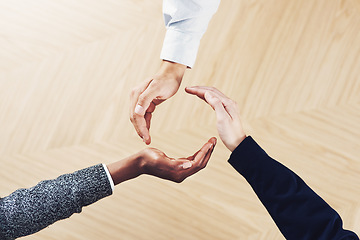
[229,135,246,152]
[136,149,150,175]
[107,153,142,185]
[157,60,186,83]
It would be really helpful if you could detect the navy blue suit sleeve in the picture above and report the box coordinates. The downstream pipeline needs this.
[228,136,359,240]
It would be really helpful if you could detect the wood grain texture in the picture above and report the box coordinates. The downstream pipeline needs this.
[0,0,359,239]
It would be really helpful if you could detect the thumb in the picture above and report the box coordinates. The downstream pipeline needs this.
[204,91,229,120]
[135,84,159,116]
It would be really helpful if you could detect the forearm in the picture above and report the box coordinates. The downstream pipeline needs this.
[106,153,142,185]
[0,164,112,239]
[228,136,359,240]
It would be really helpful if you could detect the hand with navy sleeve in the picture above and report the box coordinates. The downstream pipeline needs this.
[186,86,359,240]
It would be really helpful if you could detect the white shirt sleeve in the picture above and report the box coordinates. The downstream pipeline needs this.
[102,163,115,193]
[160,0,221,68]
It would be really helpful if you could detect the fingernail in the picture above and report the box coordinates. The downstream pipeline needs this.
[135,105,144,115]
[182,161,192,169]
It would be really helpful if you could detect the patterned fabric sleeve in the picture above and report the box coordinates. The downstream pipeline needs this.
[0,164,112,239]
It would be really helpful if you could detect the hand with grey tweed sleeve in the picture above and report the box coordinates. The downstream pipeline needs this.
[0,138,216,239]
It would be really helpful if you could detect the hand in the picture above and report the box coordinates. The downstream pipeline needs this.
[130,61,187,145]
[185,86,246,152]
[139,137,216,183]
[107,137,216,185]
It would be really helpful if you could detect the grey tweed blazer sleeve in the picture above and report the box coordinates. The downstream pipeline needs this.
[0,164,113,239]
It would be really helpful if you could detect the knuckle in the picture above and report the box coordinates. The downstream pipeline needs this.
[224,99,233,106]
[138,95,148,105]
[129,114,138,123]
[212,98,221,105]
[152,154,162,162]
[133,111,142,118]
[149,80,159,87]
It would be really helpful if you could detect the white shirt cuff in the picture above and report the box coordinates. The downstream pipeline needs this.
[102,163,115,193]
[160,28,201,68]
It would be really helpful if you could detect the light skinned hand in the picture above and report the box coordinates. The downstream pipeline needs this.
[130,60,187,145]
[185,86,246,152]
[107,137,217,185]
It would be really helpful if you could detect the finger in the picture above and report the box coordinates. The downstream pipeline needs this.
[134,84,162,144]
[186,137,216,160]
[207,91,239,120]
[186,87,239,119]
[204,91,230,121]
[147,102,156,113]
[181,139,215,174]
[144,102,156,131]
[192,138,215,164]
[185,86,207,101]
[199,139,217,168]
[185,86,229,101]
[130,80,153,142]
[130,80,152,116]
[180,143,210,170]
[135,83,160,116]
[144,112,152,130]
[132,112,151,144]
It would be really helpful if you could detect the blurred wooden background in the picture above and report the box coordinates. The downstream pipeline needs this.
[0,0,359,239]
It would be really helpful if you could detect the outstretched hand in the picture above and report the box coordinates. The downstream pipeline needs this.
[107,137,217,185]
[130,61,186,145]
[185,86,246,152]
[140,137,217,183]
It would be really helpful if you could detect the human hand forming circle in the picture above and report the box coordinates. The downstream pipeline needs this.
[185,86,246,152]
[139,137,217,182]
[130,61,186,144]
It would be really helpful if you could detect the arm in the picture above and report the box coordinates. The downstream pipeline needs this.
[130,0,220,145]
[186,86,359,240]
[161,0,221,68]
[229,136,359,240]
[0,164,112,239]
[0,138,216,239]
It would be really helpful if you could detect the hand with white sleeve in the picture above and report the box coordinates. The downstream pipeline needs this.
[130,61,186,145]
[130,0,221,145]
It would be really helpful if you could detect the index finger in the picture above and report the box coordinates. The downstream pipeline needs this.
[185,86,229,102]
[183,137,216,171]
[181,138,216,177]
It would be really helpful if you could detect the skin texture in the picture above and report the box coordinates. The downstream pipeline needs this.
[130,60,187,145]
[185,86,246,152]
[107,137,217,185]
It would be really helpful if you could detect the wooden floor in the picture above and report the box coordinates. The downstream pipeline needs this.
[0,0,359,239]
